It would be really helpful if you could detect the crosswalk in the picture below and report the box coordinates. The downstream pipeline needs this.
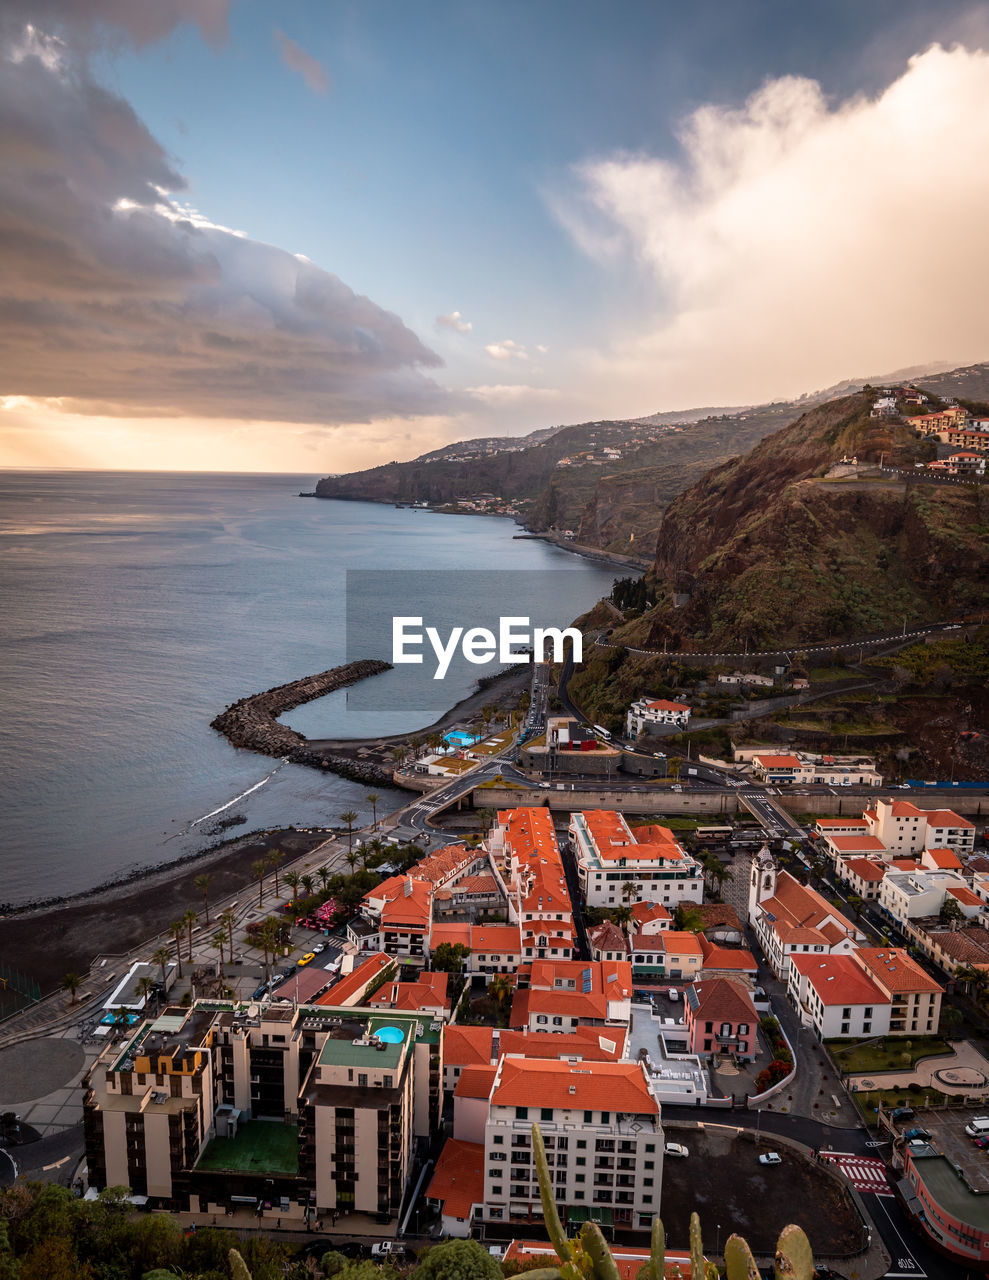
[820,1151,892,1196]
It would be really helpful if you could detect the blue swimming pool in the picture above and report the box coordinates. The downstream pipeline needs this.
[376,1025,405,1044]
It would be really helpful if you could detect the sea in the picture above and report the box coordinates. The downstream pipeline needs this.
[0,471,622,906]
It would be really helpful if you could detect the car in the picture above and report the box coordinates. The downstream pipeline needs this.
[667,988,679,1001]
[973,1136,989,1150]
[890,1107,914,1120]
[903,1127,931,1141]
[312,942,327,954]
[758,1152,783,1165]
[370,1242,405,1259]
[664,1142,689,1158]
[297,952,316,967]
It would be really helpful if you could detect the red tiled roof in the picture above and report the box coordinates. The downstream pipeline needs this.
[369,970,450,1012]
[644,699,690,713]
[948,885,982,907]
[313,954,392,1006]
[753,754,801,768]
[790,954,886,1006]
[453,1064,498,1099]
[828,835,888,854]
[426,1139,485,1221]
[443,1025,494,1067]
[925,809,974,828]
[688,977,757,1023]
[497,1028,624,1062]
[852,948,943,996]
[699,935,757,971]
[491,1057,657,1113]
[631,901,673,926]
[924,847,962,870]
[841,858,888,882]
[588,921,629,953]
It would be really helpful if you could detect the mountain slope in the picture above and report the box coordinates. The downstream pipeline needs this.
[608,393,988,651]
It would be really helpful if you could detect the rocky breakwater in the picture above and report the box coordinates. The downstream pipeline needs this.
[211,658,393,785]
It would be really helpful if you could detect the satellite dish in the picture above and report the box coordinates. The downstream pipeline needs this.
[247,1003,259,1017]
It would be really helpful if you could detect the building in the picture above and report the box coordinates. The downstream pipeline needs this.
[879,868,970,924]
[83,1001,442,1224]
[510,960,633,1032]
[628,930,704,981]
[492,808,576,962]
[478,1057,663,1232]
[570,811,702,910]
[588,921,631,964]
[906,406,970,435]
[684,978,758,1060]
[626,699,691,735]
[788,954,890,1039]
[864,799,975,857]
[687,903,743,944]
[852,948,942,1035]
[749,753,882,786]
[897,1110,989,1265]
[748,851,864,978]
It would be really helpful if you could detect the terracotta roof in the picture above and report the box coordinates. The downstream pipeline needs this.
[840,858,888,882]
[928,928,989,967]
[430,923,472,950]
[688,903,742,932]
[453,1064,498,1099]
[790,954,887,1006]
[924,809,973,829]
[491,1057,657,1114]
[631,901,673,926]
[582,812,688,864]
[753,754,802,768]
[644,699,690,713]
[426,1139,485,1221]
[455,874,500,895]
[442,1025,494,1068]
[410,844,475,885]
[313,954,392,1006]
[470,924,522,952]
[948,885,982,907]
[815,818,868,829]
[828,835,888,854]
[588,921,629,953]
[660,930,704,957]
[699,935,758,971]
[758,871,858,946]
[369,970,450,1012]
[687,977,757,1023]
[497,1028,625,1062]
[852,948,943,996]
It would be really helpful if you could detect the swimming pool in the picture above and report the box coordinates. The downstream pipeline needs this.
[375,1025,405,1044]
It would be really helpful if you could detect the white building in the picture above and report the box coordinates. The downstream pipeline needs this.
[879,869,972,924]
[570,810,703,910]
[748,849,863,978]
[626,698,691,735]
[787,947,943,1039]
[864,799,975,857]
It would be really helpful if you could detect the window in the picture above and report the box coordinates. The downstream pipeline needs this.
[584,1111,593,1123]
[644,1161,654,1170]
[516,1107,528,1120]
[600,1112,610,1124]
[643,1177,653,1187]
[840,1022,849,1035]
[493,1135,503,1144]
[541,1108,554,1122]
[577,1140,586,1149]
[642,1195,652,1204]
[645,1144,655,1153]
[575,1174,585,1183]
[383,1075,392,1088]
[576,1157,586,1166]
[574,1191,585,1200]
[536,1015,548,1025]
[358,1073,367,1088]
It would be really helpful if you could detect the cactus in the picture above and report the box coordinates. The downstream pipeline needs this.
[527,1123,816,1280]
[229,1249,252,1280]
[774,1225,814,1280]
[724,1234,761,1280]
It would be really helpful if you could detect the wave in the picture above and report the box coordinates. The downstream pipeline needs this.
[187,759,290,828]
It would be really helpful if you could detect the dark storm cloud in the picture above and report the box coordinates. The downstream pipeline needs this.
[0,3,452,425]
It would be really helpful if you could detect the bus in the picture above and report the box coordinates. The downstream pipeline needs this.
[694,825,734,844]
[593,724,612,741]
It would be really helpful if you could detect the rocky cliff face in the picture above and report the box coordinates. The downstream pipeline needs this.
[611,394,988,650]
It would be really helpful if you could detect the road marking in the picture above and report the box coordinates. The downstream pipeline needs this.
[870,1195,926,1278]
[43,1156,70,1170]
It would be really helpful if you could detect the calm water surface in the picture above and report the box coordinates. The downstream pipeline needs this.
[0,472,618,904]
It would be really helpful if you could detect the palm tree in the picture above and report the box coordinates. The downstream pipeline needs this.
[258,919,279,987]
[252,859,267,908]
[667,756,683,783]
[477,808,495,838]
[340,811,358,858]
[212,929,227,975]
[284,870,301,907]
[61,972,83,1004]
[365,793,381,829]
[182,907,199,963]
[611,904,633,931]
[489,973,512,1017]
[169,920,185,979]
[193,873,213,926]
[621,880,642,906]
[152,945,172,994]
[344,849,360,875]
[219,908,236,957]
[136,975,156,1012]
[266,848,283,898]
[301,873,315,898]
[316,864,331,893]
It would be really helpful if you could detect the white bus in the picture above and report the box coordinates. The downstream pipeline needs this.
[593,724,612,741]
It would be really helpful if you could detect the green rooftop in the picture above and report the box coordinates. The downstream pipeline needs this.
[197,1121,299,1176]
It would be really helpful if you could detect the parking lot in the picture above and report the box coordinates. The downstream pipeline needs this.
[895,1109,989,1192]
[659,1124,866,1255]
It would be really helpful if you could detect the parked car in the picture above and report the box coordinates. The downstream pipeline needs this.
[312,942,327,954]
[370,1242,405,1260]
[903,1128,931,1141]
[758,1152,783,1165]
[890,1107,914,1120]
[668,988,679,1001]
[664,1142,689,1158]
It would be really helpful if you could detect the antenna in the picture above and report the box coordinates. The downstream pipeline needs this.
[247,1003,259,1018]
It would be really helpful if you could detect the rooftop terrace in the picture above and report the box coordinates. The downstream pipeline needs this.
[197,1120,299,1176]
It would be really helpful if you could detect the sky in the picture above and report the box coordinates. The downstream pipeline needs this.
[2,0,989,474]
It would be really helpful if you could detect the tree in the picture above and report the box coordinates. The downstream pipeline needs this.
[284,870,301,907]
[212,929,227,975]
[477,807,495,837]
[301,873,315,898]
[340,810,359,857]
[252,858,267,908]
[940,895,965,927]
[847,894,864,922]
[60,972,82,1004]
[255,919,280,986]
[939,1004,964,1035]
[152,945,172,994]
[193,872,213,926]
[219,908,237,957]
[365,792,381,829]
[316,864,331,892]
[345,849,360,875]
[136,975,156,1012]
[182,907,199,962]
[432,943,471,973]
[169,919,185,979]
[321,1251,348,1278]
[489,972,513,1015]
[675,904,704,933]
[667,756,683,783]
[412,1238,503,1280]
[266,848,283,898]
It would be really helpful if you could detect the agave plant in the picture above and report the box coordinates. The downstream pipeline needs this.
[528,1123,814,1280]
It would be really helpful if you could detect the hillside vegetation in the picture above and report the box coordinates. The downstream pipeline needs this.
[604,393,987,651]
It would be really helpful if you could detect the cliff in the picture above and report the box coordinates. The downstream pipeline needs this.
[607,393,988,651]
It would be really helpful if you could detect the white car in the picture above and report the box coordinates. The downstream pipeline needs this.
[312,942,327,954]
[370,1243,405,1259]
[759,1152,783,1165]
[665,1142,689,1158]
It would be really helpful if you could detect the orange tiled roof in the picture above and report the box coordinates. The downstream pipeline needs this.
[644,699,690,713]
[631,901,673,926]
[369,970,450,1012]
[453,1064,498,1099]
[313,954,392,1005]
[588,921,629,953]
[948,885,981,907]
[497,1028,624,1062]
[828,835,888,854]
[442,1025,494,1067]
[491,1057,657,1113]
[470,924,523,952]
[753,754,802,768]
[790,954,886,1006]
[853,948,943,995]
[426,1139,485,1220]
[688,976,757,1023]
[699,935,757,971]
[841,858,887,882]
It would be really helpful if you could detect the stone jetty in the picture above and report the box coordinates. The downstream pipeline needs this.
[211,658,393,785]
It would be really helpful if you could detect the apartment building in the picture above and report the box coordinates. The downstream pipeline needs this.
[787,947,943,1039]
[495,808,576,961]
[750,753,882,786]
[626,698,691,734]
[479,1057,663,1232]
[879,868,972,924]
[863,799,975,857]
[628,930,704,981]
[853,948,942,1035]
[570,810,702,910]
[84,1001,441,1223]
[441,1024,628,1096]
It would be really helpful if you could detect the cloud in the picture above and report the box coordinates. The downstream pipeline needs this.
[274,27,328,95]
[0,1,229,50]
[0,10,453,429]
[562,44,989,406]
[436,310,472,333]
[485,339,529,361]
[467,384,561,404]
